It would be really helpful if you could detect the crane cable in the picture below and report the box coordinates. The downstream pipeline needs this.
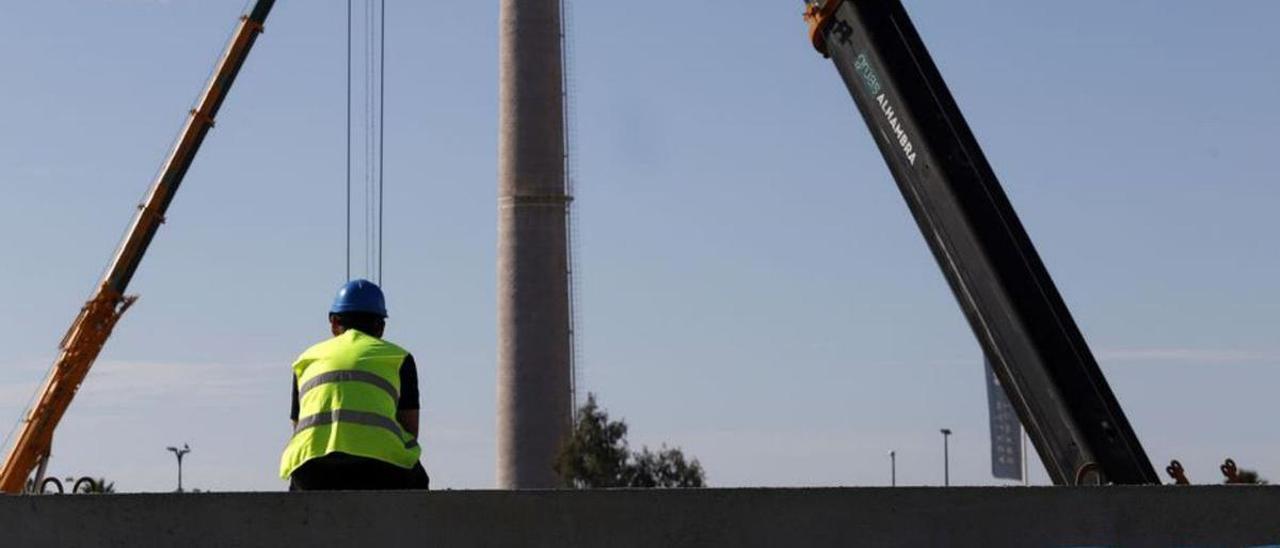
[345,0,386,285]
[373,0,384,284]
[364,0,373,280]
[345,0,351,282]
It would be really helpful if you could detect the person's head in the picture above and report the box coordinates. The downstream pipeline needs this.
[329,312,386,338]
[328,279,388,337]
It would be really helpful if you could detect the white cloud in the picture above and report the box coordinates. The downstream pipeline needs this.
[77,359,278,406]
[0,359,279,417]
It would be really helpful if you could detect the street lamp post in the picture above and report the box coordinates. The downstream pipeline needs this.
[166,444,191,493]
[889,450,896,487]
[940,429,952,486]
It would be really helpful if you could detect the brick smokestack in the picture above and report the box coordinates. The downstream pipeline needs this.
[496,0,572,489]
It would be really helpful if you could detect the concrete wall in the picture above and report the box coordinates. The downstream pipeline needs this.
[4,487,1279,547]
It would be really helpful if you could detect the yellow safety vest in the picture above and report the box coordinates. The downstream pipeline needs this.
[279,329,421,479]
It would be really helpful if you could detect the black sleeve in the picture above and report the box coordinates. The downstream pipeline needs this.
[290,375,300,421]
[399,354,420,411]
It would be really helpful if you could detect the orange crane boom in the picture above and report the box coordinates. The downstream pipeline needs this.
[0,0,276,493]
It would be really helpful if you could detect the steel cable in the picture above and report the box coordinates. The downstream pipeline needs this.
[346,0,352,281]
[378,0,386,286]
[344,0,386,285]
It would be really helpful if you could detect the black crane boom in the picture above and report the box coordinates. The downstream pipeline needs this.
[804,0,1160,485]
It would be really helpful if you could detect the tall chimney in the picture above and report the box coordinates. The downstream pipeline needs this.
[496,0,572,489]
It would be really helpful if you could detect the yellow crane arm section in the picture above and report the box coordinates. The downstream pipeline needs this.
[0,0,276,493]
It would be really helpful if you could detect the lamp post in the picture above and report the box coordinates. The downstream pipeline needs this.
[166,444,191,493]
[940,429,952,486]
[889,450,897,487]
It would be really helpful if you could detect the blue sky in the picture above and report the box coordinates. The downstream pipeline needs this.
[0,0,1277,491]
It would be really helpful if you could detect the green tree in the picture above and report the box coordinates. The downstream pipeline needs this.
[72,477,115,494]
[85,478,116,494]
[627,446,705,488]
[1227,469,1268,485]
[555,394,631,488]
[555,393,706,488]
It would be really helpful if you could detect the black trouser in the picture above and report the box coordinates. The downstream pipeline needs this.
[290,452,430,491]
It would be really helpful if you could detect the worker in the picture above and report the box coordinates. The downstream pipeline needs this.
[280,279,430,490]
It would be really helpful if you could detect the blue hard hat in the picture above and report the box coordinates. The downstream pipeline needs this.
[329,279,388,317]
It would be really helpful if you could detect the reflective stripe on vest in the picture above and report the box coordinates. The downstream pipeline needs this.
[294,409,418,449]
[298,370,399,403]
